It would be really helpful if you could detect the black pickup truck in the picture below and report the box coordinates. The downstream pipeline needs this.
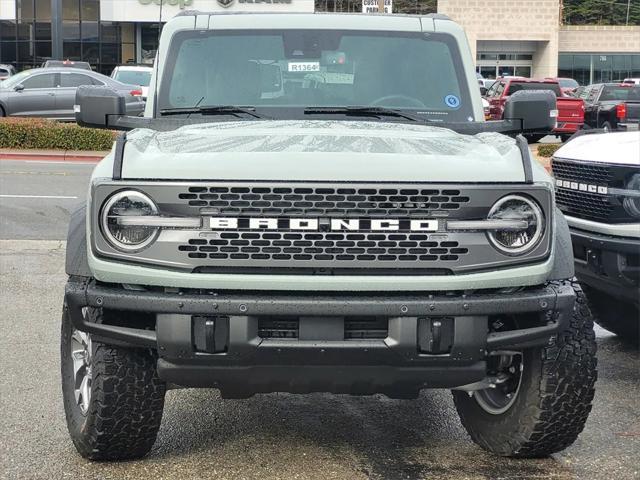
[576,83,640,131]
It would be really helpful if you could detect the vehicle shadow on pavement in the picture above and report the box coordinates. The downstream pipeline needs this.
[150,388,577,480]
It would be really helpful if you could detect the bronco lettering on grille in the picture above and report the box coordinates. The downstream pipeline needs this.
[208,217,439,232]
[556,178,608,195]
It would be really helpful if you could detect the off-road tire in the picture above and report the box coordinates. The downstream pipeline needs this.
[583,286,639,344]
[61,305,166,460]
[452,281,597,457]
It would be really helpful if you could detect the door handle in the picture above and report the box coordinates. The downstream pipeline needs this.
[48,92,55,96]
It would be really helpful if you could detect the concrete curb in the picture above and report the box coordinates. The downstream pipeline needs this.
[0,150,106,162]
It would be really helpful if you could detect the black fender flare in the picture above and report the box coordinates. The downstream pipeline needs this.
[550,208,575,280]
[65,204,91,277]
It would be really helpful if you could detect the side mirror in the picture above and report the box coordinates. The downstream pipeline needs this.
[75,85,126,129]
[503,90,557,133]
[479,86,488,97]
[14,84,24,92]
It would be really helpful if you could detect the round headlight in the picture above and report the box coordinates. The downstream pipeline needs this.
[622,174,640,219]
[487,195,544,255]
[100,190,159,252]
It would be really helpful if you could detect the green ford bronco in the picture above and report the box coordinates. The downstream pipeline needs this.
[62,12,597,460]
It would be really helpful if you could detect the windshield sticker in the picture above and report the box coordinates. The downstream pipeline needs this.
[444,94,461,109]
[288,62,320,73]
[321,72,355,84]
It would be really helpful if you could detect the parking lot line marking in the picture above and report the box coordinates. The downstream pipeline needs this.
[0,194,78,199]
[24,160,96,165]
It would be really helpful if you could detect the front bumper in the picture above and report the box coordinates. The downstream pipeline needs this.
[570,225,640,303]
[65,279,575,397]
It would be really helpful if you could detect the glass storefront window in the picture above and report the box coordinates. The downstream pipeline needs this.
[100,42,119,64]
[62,41,81,60]
[81,21,98,41]
[81,0,99,21]
[100,22,120,43]
[559,53,640,85]
[16,41,34,63]
[594,54,612,83]
[81,42,99,63]
[34,41,51,61]
[62,21,80,41]
[479,66,497,79]
[1,20,17,39]
[514,66,531,77]
[17,0,34,22]
[141,24,161,64]
[573,54,591,86]
[35,22,51,41]
[633,56,640,77]
[498,66,515,76]
[0,40,17,63]
[62,0,79,21]
[35,0,51,21]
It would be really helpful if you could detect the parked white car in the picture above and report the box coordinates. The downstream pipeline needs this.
[111,65,153,99]
[552,131,640,342]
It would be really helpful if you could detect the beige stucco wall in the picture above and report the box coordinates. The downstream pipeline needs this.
[438,0,561,77]
[559,25,640,53]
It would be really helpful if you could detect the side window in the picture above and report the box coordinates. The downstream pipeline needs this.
[495,81,506,97]
[21,74,56,89]
[60,73,101,88]
[587,86,600,103]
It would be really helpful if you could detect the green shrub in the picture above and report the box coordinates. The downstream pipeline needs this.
[537,143,562,158]
[0,117,116,151]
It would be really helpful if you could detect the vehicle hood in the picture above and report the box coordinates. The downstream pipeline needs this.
[105,120,539,183]
[555,131,640,166]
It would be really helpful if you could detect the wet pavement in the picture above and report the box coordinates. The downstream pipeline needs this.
[1,159,638,480]
[0,239,638,480]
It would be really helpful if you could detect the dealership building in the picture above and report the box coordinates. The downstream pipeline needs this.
[1,0,639,83]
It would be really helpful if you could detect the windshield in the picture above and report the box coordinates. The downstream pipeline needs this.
[115,70,152,86]
[558,78,578,89]
[159,30,473,122]
[508,82,561,97]
[601,85,640,101]
[0,70,33,88]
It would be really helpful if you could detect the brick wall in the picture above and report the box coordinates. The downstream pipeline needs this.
[438,0,561,77]
[559,26,640,53]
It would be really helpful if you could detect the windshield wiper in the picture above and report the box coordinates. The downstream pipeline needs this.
[304,106,428,123]
[159,105,270,119]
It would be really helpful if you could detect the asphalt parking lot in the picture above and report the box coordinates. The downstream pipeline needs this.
[0,159,638,480]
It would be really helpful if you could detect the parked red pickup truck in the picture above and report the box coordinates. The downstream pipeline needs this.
[486,78,584,142]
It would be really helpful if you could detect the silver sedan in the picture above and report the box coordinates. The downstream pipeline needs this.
[0,67,145,120]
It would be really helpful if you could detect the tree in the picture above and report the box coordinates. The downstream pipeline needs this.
[563,0,640,26]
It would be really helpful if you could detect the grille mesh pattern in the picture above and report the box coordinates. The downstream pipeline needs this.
[178,186,470,217]
[555,188,613,222]
[551,159,612,184]
[179,232,469,262]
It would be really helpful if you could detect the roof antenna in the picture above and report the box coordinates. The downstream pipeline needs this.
[152,0,164,117]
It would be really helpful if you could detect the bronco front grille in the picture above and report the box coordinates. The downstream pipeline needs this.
[551,159,612,184]
[92,182,554,274]
[552,158,637,223]
[179,232,468,263]
[554,188,614,222]
[177,186,470,217]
